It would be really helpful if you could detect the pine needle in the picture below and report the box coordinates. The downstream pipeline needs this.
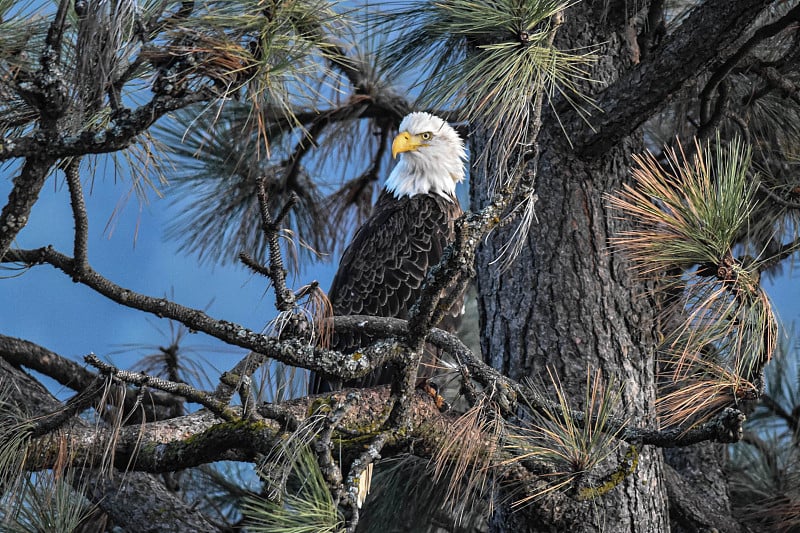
[504,367,625,504]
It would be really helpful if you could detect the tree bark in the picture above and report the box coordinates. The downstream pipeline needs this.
[471,4,668,531]
[471,1,777,531]
[0,357,218,531]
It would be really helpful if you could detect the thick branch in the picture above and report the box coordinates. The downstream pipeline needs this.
[0,334,179,412]
[570,0,772,156]
[0,91,212,161]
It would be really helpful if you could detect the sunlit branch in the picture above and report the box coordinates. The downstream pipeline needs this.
[85,354,239,422]
[312,392,356,509]
[343,432,388,532]
[22,389,445,474]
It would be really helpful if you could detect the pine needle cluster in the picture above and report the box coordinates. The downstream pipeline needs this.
[505,368,625,505]
[243,446,343,533]
[609,136,779,428]
[373,0,594,185]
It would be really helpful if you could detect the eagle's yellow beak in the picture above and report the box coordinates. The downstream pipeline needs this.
[392,131,421,159]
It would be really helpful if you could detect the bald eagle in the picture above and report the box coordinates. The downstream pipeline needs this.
[311,111,467,393]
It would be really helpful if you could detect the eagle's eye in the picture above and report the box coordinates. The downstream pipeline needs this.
[420,132,432,141]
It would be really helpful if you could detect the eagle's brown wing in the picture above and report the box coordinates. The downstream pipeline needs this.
[310,191,463,393]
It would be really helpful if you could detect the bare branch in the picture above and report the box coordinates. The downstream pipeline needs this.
[255,181,296,311]
[0,334,179,411]
[570,0,773,156]
[64,158,88,277]
[85,354,239,421]
[0,91,212,161]
[0,357,219,530]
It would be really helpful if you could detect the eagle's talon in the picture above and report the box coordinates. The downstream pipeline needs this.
[419,379,449,411]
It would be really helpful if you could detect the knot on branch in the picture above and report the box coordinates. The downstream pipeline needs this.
[712,407,745,443]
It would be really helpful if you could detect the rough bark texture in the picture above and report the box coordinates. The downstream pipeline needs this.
[472,5,667,532]
[664,445,743,533]
[469,1,775,531]
[0,357,219,532]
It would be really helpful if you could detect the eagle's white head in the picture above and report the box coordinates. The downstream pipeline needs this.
[384,112,466,199]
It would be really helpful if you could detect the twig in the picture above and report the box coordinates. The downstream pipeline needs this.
[628,407,745,447]
[0,158,57,261]
[238,375,259,420]
[0,91,213,161]
[238,251,271,277]
[758,235,800,272]
[85,354,239,421]
[758,183,800,210]
[64,158,89,278]
[42,0,70,68]
[256,180,295,311]
[698,79,729,139]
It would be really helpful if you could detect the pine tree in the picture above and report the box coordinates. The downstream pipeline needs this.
[1,1,799,532]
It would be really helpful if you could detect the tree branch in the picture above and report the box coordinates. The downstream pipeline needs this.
[0,157,57,260]
[84,354,239,421]
[570,0,773,157]
[0,357,218,531]
[699,3,800,128]
[64,158,88,277]
[0,91,212,161]
[0,334,179,414]
[3,246,375,381]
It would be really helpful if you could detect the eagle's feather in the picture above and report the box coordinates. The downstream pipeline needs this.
[311,112,466,393]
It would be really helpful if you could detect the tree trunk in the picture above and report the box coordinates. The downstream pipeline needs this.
[471,5,669,531]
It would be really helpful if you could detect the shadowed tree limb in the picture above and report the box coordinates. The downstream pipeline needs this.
[569,0,773,156]
[0,357,218,532]
[0,334,179,413]
[0,91,213,162]
[699,3,800,131]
